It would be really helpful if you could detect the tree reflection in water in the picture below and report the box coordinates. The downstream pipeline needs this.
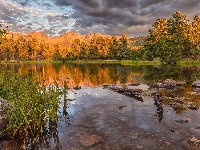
[153,88,164,122]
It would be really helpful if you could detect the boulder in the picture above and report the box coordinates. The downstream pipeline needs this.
[153,79,177,89]
[163,79,176,89]
[0,97,8,139]
[192,80,200,88]
[176,81,186,86]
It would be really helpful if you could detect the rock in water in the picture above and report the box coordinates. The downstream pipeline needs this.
[163,79,176,89]
[0,97,8,139]
[192,80,200,88]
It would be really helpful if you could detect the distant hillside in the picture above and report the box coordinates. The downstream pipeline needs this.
[4,31,144,48]
[130,36,147,46]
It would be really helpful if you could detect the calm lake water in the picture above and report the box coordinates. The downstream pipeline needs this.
[1,63,200,150]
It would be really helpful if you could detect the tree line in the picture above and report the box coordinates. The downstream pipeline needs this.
[138,11,200,63]
[0,11,200,62]
[0,29,141,62]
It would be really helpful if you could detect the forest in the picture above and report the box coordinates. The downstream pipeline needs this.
[0,11,200,63]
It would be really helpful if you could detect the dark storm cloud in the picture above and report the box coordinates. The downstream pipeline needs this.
[14,0,40,6]
[14,0,31,6]
[52,0,200,36]
[54,0,73,7]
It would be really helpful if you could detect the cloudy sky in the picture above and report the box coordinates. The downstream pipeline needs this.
[0,0,200,37]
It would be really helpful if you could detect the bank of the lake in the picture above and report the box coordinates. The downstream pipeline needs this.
[2,60,200,66]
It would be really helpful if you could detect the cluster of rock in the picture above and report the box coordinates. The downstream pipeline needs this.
[102,84,144,101]
[153,78,200,89]
[153,79,186,89]
[0,97,8,140]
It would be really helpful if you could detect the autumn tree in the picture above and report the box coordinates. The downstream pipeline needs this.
[147,18,168,43]
[71,39,82,60]
[192,15,200,46]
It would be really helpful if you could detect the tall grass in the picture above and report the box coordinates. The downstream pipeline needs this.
[0,71,64,138]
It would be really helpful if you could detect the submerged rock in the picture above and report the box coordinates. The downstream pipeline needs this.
[169,128,175,132]
[184,137,200,150]
[128,82,140,86]
[118,104,128,109]
[79,135,101,147]
[175,119,189,124]
[0,97,8,139]
[187,102,199,110]
[192,80,200,88]
[73,86,81,90]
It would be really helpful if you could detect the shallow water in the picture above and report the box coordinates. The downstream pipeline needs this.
[1,63,200,149]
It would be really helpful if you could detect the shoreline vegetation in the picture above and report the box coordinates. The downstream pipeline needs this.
[1,60,200,66]
[0,71,66,139]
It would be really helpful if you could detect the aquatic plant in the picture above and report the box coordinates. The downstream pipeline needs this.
[0,71,64,138]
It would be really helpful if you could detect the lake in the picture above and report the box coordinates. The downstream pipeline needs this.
[0,62,200,149]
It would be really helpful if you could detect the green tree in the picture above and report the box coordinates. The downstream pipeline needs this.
[117,32,131,60]
[144,11,192,62]
[167,11,192,59]
[155,36,181,62]
[108,37,118,59]
[52,50,62,61]
[0,24,7,44]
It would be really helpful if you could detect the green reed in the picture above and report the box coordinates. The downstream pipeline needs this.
[0,71,64,138]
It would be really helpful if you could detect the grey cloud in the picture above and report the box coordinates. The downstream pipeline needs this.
[54,0,73,6]
[138,0,164,8]
[52,0,200,36]
[57,28,70,35]
[41,3,53,8]
[0,14,12,22]
[2,0,200,36]
[14,0,39,6]
[43,28,56,36]
[14,0,30,6]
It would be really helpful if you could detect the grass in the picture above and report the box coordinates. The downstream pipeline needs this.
[64,60,120,64]
[119,60,163,66]
[64,60,164,65]
[2,59,200,66]
[0,71,66,138]
[176,60,200,66]
[0,60,59,64]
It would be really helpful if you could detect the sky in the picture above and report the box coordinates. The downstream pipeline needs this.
[0,0,200,37]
